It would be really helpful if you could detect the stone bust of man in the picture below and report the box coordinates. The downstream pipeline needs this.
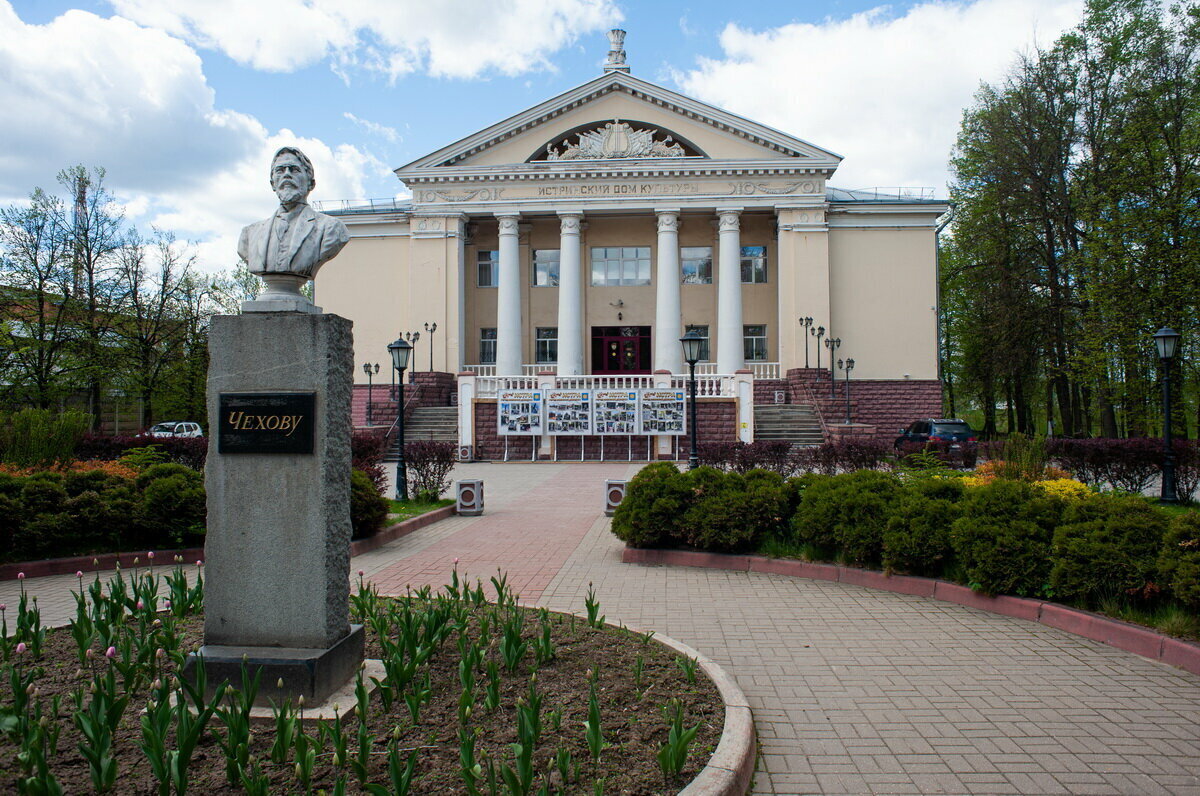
[238,147,349,311]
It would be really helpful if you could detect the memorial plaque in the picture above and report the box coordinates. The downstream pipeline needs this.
[218,392,316,454]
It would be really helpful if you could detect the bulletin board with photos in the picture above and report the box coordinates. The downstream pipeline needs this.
[639,390,686,435]
[497,390,544,436]
[593,390,639,435]
[545,390,593,436]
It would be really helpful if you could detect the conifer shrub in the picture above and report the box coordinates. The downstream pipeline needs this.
[351,468,389,539]
[1160,512,1200,610]
[792,469,900,565]
[136,464,206,545]
[677,467,789,553]
[882,479,964,576]
[1049,495,1168,605]
[611,462,690,549]
[950,480,1063,596]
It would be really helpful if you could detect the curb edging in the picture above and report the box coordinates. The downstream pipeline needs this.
[350,504,457,556]
[622,548,1200,679]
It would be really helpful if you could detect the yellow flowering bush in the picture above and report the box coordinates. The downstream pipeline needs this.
[1034,478,1092,501]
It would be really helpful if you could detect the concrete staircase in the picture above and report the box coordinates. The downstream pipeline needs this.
[404,406,458,442]
[753,404,824,447]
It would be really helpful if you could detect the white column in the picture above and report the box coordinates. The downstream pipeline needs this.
[495,213,522,376]
[716,208,744,374]
[654,209,682,374]
[556,211,584,375]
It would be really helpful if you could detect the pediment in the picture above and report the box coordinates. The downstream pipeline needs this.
[396,72,841,178]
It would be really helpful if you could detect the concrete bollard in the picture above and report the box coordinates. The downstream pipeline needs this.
[457,479,484,516]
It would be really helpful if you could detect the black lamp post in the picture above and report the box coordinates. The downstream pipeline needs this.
[424,322,438,371]
[839,357,855,424]
[825,336,841,397]
[681,331,704,471]
[813,325,825,370]
[403,331,421,383]
[361,362,379,425]
[1154,326,1182,503]
[388,337,413,501]
[799,317,814,368]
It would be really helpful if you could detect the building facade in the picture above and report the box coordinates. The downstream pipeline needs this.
[316,34,949,456]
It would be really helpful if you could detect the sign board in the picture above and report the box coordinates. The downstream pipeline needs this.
[594,390,639,435]
[218,392,316,454]
[545,390,592,436]
[639,389,686,435]
[497,390,544,435]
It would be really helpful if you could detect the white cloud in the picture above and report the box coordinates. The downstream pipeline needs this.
[674,0,1084,193]
[110,0,623,79]
[344,112,401,144]
[0,3,377,273]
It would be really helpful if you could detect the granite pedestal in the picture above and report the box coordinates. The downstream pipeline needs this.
[184,312,360,706]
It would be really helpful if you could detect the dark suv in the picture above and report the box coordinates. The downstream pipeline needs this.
[895,419,977,450]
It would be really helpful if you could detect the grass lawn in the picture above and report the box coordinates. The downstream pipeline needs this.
[386,497,455,523]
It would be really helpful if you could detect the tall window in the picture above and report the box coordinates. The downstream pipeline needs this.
[480,328,497,364]
[535,327,558,363]
[684,324,710,362]
[681,247,713,285]
[590,247,650,286]
[533,249,560,287]
[741,246,767,283]
[744,324,768,361]
[477,250,499,288]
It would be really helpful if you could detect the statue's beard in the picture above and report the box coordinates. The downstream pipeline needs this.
[275,182,307,205]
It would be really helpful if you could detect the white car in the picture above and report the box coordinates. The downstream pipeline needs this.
[147,421,204,438]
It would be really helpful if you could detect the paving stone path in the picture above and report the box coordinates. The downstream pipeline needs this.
[6,461,1200,794]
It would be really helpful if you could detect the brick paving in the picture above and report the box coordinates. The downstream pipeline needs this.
[6,462,1200,794]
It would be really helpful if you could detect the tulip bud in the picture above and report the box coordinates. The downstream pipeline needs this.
[295,763,303,779]
[15,642,26,654]
[277,678,285,690]
[298,695,305,708]
[147,551,155,560]
[75,570,83,578]
[392,726,401,741]
[105,646,116,659]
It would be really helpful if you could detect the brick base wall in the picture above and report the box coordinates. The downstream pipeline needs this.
[411,371,455,407]
[754,379,789,405]
[352,383,401,428]
[786,368,942,444]
[470,399,737,461]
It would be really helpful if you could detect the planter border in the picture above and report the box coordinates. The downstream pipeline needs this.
[0,505,457,581]
[622,548,1200,678]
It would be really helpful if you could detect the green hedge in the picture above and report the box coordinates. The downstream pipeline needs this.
[611,466,1200,612]
[1,465,390,563]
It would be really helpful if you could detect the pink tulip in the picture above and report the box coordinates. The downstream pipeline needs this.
[75,570,83,578]
[136,600,144,610]
[15,642,26,654]
[0,604,7,612]
[147,551,155,560]
[357,569,364,577]
[16,572,24,580]
[105,646,116,659]
[453,558,460,565]
[195,560,203,567]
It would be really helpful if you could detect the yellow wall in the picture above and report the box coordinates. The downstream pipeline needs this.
[828,226,938,380]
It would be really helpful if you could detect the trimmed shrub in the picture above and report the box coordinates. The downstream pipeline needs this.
[351,468,389,540]
[950,480,1063,596]
[611,462,690,549]
[677,467,789,553]
[1049,495,1168,604]
[792,470,900,565]
[405,440,456,500]
[881,478,965,577]
[136,464,206,545]
[1160,512,1200,610]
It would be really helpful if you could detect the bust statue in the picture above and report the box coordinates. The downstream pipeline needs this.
[238,147,349,312]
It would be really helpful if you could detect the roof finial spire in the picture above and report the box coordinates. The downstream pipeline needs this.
[604,29,629,74]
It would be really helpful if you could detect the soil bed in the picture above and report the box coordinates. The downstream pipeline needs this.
[0,581,722,794]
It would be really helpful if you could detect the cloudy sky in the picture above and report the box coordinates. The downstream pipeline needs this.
[1,0,1083,272]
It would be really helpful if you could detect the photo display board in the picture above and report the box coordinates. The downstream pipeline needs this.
[497,390,544,436]
[639,389,687,435]
[546,390,592,436]
[594,390,639,435]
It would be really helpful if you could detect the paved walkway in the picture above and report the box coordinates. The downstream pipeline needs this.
[7,462,1200,794]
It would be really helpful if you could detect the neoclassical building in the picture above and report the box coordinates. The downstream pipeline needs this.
[316,32,948,458]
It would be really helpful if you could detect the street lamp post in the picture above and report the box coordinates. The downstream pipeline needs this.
[813,326,825,370]
[825,336,841,397]
[839,357,855,424]
[388,337,413,501]
[681,331,704,471]
[424,322,438,371]
[1154,327,1182,503]
[361,362,379,425]
[403,331,421,383]
[799,317,814,368]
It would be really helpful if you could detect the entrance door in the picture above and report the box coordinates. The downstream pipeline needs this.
[591,326,651,374]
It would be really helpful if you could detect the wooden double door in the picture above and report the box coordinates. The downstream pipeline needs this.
[591,326,651,374]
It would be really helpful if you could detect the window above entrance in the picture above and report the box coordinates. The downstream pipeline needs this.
[591,247,650,286]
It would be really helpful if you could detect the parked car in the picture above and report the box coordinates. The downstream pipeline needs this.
[148,421,204,438]
[895,418,977,450]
